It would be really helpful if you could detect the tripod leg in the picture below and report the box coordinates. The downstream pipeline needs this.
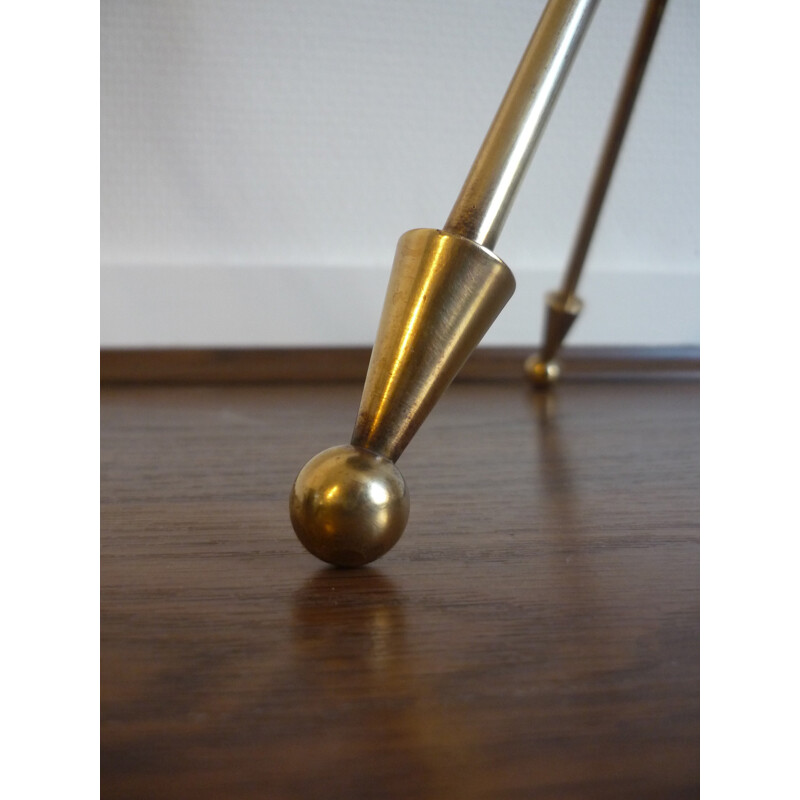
[527,0,670,387]
[290,0,598,566]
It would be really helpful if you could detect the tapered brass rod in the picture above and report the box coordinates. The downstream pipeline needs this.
[291,1,601,567]
[526,0,669,386]
[444,0,599,250]
[560,0,668,299]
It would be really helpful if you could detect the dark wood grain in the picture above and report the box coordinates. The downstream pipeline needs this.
[101,379,699,799]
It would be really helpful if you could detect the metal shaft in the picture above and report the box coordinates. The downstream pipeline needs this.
[291,2,603,566]
[561,0,668,298]
[444,0,599,250]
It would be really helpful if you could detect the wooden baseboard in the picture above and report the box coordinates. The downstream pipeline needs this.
[100,346,699,383]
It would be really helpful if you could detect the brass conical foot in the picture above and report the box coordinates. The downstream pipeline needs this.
[525,290,583,388]
[352,228,515,461]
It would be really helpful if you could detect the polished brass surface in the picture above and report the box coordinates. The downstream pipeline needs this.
[291,0,599,566]
[527,0,669,385]
[561,0,668,300]
[525,290,583,386]
[290,445,409,568]
[352,229,515,462]
[444,0,598,249]
[524,356,561,388]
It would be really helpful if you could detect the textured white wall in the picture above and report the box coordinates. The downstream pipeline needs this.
[101,0,699,347]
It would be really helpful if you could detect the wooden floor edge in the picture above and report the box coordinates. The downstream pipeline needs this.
[100,346,699,384]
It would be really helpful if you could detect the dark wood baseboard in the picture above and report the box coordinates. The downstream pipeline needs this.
[100,346,699,383]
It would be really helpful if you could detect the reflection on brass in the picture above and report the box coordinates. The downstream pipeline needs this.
[352,229,515,461]
[290,0,598,566]
[526,357,561,388]
[525,290,583,387]
[526,0,669,386]
[290,445,409,568]
[444,0,599,250]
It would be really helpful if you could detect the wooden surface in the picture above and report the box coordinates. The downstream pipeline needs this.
[101,378,699,799]
[100,345,700,383]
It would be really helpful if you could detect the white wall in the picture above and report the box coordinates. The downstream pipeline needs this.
[101,0,699,347]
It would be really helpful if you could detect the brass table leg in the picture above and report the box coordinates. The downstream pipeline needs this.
[526,0,670,387]
[290,0,598,567]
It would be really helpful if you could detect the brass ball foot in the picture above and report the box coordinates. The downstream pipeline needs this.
[289,445,409,568]
[524,356,561,388]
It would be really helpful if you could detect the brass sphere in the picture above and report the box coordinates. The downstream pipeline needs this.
[524,356,561,388]
[289,445,409,568]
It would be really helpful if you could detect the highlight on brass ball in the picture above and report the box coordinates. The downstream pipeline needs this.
[524,356,561,388]
[290,444,410,568]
